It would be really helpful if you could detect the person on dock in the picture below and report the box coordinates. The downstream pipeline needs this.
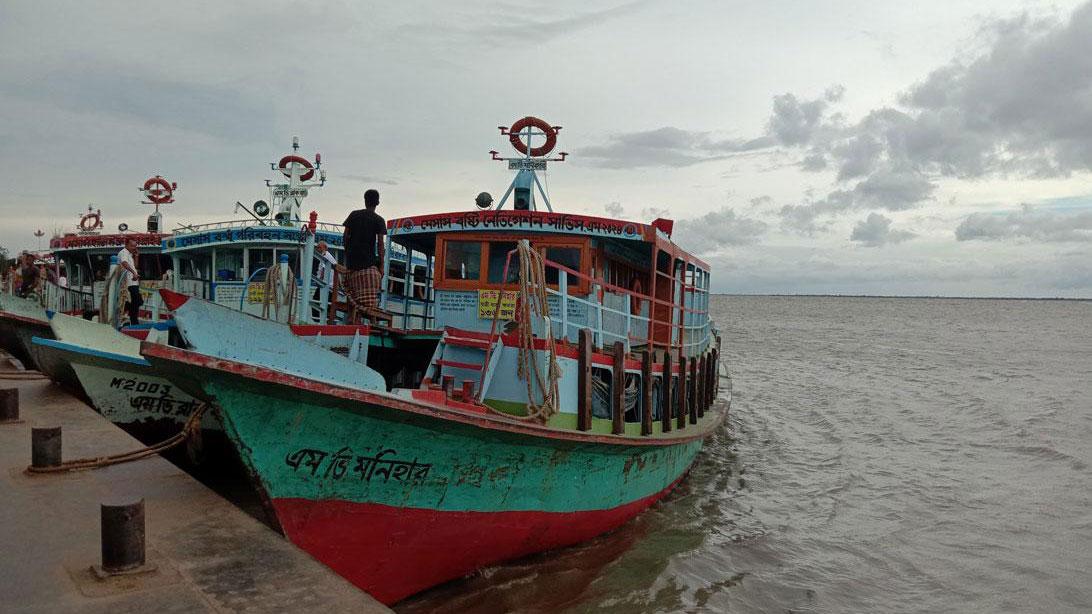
[343,189,386,316]
[117,238,143,326]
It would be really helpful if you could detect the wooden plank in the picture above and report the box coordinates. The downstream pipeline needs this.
[577,328,592,431]
[641,351,653,436]
[688,357,698,424]
[710,348,719,402]
[661,351,673,433]
[676,355,687,430]
[697,354,706,418]
[612,341,626,435]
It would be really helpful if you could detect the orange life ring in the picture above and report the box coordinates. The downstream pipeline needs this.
[278,155,315,181]
[509,116,557,157]
[143,176,173,204]
[630,277,644,314]
[79,213,101,231]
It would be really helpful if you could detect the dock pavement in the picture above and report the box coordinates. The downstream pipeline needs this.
[0,357,390,613]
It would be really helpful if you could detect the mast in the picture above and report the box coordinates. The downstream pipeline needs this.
[487,117,568,212]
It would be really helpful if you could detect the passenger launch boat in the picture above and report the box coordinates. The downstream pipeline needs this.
[9,142,360,444]
[142,118,728,604]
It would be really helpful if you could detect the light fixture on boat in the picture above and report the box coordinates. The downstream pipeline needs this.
[253,200,270,217]
[118,223,129,232]
[475,192,493,210]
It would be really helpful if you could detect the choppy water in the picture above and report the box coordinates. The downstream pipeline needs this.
[399,296,1092,613]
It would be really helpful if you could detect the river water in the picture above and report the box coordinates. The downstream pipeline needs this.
[398,296,1092,613]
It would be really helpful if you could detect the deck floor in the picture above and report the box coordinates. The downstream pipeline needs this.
[0,357,390,613]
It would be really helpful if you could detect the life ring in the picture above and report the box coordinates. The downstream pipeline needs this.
[143,176,173,204]
[509,116,557,157]
[79,212,101,231]
[630,277,644,314]
[278,155,315,181]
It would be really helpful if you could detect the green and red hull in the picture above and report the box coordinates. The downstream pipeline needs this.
[142,342,724,604]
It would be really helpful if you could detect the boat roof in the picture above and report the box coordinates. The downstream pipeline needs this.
[50,232,165,254]
[161,221,344,254]
[387,209,709,269]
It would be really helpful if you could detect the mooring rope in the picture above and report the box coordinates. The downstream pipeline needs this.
[25,402,210,473]
[490,240,561,423]
[0,371,50,380]
[260,264,298,322]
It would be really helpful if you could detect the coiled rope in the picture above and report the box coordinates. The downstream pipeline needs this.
[260,264,298,322]
[509,240,561,423]
[26,402,210,473]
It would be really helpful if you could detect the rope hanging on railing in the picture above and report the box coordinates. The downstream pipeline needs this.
[260,264,298,323]
[26,402,211,473]
[511,240,562,423]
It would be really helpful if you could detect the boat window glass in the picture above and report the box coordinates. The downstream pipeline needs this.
[217,249,243,281]
[413,264,428,299]
[388,259,407,295]
[249,248,275,279]
[444,241,481,281]
[651,376,663,421]
[487,242,520,284]
[543,247,580,284]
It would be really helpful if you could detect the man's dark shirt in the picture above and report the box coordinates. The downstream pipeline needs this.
[343,208,387,271]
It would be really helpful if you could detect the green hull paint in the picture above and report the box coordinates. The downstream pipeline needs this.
[208,375,704,514]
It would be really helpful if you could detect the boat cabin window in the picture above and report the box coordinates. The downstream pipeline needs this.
[543,246,580,285]
[138,254,171,282]
[436,234,590,293]
[217,249,243,281]
[388,259,407,295]
[486,241,520,284]
[249,248,275,278]
[443,241,481,281]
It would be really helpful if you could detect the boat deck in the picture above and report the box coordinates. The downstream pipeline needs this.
[0,358,390,613]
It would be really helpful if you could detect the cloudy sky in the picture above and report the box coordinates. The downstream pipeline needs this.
[2,0,1091,297]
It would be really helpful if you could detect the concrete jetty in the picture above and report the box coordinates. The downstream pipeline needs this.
[0,368,390,613]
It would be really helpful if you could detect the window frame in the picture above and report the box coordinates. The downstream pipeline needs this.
[434,233,590,294]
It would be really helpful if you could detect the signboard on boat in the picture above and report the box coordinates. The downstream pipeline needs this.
[164,227,343,252]
[478,290,518,319]
[390,211,645,241]
[272,187,308,198]
[507,159,547,171]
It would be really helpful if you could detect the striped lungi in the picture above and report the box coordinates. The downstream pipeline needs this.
[346,266,382,308]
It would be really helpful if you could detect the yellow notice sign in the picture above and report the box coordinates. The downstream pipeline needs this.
[246,284,267,304]
[478,290,518,320]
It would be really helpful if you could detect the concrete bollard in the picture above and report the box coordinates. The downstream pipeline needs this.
[0,387,17,423]
[31,426,62,467]
[100,499,146,573]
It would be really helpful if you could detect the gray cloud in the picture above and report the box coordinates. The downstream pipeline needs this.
[604,201,625,217]
[673,207,768,253]
[763,5,1092,238]
[767,85,844,147]
[779,167,934,235]
[342,174,399,186]
[850,213,916,247]
[955,206,1092,242]
[581,127,773,168]
[0,62,274,141]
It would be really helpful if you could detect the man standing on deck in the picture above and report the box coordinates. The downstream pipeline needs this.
[343,189,386,316]
[117,238,142,326]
